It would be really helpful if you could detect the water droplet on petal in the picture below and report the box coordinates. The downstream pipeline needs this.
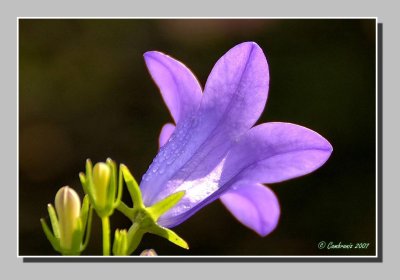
[142,173,150,182]
[166,157,174,165]
[152,166,158,173]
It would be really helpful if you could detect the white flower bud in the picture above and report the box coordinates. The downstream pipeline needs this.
[55,186,81,251]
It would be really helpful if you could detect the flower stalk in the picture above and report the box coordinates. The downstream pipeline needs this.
[101,216,111,256]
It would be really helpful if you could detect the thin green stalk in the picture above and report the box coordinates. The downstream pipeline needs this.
[101,216,110,256]
[116,201,134,219]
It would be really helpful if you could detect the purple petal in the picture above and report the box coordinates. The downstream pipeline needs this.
[158,123,176,148]
[158,122,332,228]
[220,122,333,185]
[199,41,269,142]
[144,51,202,123]
[141,42,270,216]
[220,181,280,236]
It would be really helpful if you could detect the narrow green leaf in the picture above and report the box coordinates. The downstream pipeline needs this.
[47,204,60,239]
[126,223,145,255]
[149,225,189,250]
[80,195,89,228]
[79,173,86,186]
[81,160,99,210]
[121,229,128,255]
[112,229,121,255]
[82,204,93,250]
[106,158,117,206]
[121,165,144,209]
[86,159,93,180]
[116,201,134,220]
[40,218,61,252]
[68,221,83,255]
[113,163,124,208]
[148,191,185,220]
[85,160,95,199]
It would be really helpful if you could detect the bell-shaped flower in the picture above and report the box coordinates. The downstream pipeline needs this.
[40,186,92,255]
[141,41,333,236]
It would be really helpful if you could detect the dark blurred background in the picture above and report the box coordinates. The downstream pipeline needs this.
[19,19,376,256]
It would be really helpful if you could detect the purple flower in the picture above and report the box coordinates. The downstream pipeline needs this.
[141,42,332,236]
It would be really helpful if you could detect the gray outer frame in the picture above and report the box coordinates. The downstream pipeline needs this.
[2,1,398,280]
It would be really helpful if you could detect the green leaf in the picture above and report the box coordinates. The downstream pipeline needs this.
[113,163,124,208]
[85,160,96,200]
[121,229,128,255]
[79,172,86,186]
[81,201,93,250]
[149,225,189,250]
[106,158,117,206]
[67,221,83,255]
[126,223,145,255]
[40,218,61,252]
[80,172,98,210]
[80,195,89,228]
[148,191,185,220]
[81,159,104,213]
[47,204,60,239]
[121,165,144,209]
[116,201,134,220]
[112,229,121,255]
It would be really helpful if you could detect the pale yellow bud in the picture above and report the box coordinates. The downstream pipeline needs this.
[55,186,81,251]
[92,162,111,208]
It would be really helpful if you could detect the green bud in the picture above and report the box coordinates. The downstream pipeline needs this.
[54,186,81,251]
[92,162,111,209]
[112,229,129,256]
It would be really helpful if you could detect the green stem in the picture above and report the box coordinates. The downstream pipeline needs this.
[127,223,144,255]
[101,216,110,256]
[116,201,134,219]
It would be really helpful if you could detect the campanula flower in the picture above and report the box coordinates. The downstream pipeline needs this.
[142,42,332,236]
